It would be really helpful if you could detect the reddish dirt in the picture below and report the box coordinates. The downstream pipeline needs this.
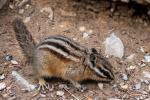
[0,0,150,100]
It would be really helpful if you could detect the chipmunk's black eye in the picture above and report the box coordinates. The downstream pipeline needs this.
[90,54,97,67]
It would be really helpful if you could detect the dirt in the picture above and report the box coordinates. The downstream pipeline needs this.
[0,0,150,100]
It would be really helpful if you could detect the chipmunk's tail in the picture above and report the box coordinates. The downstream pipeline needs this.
[13,19,35,62]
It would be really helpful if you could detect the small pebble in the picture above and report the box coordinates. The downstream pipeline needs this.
[56,90,64,97]
[5,54,13,61]
[141,79,149,85]
[58,84,68,89]
[143,71,150,79]
[144,55,150,62]
[98,83,103,90]
[23,17,31,23]
[73,38,77,41]
[9,4,14,9]
[83,32,89,38]
[40,93,46,98]
[18,9,24,14]
[126,54,135,60]
[126,65,136,70]
[0,74,5,80]
[11,60,18,65]
[0,82,6,90]
[133,83,141,90]
[79,26,86,32]
[122,74,128,81]
[120,83,128,90]
[107,98,121,100]
[140,46,145,53]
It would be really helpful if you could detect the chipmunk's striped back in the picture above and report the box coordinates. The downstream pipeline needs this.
[37,35,87,62]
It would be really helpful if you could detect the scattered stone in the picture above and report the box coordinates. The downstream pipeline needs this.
[0,74,5,80]
[56,90,64,97]
[83,32,89,38]
[144,55,150,62]
[40,93,46,98]
[11,60,18,65]
[143,71,150,79]
[79,26,86,32]
[104,33,124,58]
[107,98,121,100]
[5,54,13,61]
[141,79,149,85]
[18,9,24,14]
[140,46,145,53]
[58,84,68,89]
[126,54,135,60]
[73,38,77,41]
[23,17,31,23]
[0,82,6,90]
[122,74,128,81]
[40,7,53,20]
[18,0,29,7]
[133,83,141,90]
[9,4,14,9]
[126,65,136,70]
[12,71,36,91]
[98,83,103,90]
[120,82,128,90]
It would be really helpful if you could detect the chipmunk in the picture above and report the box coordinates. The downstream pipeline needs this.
[13,19,114,91]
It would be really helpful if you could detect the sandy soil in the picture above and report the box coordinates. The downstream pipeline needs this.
[0,0,150,100]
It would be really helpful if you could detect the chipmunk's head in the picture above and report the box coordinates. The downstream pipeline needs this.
[85,48,115,81]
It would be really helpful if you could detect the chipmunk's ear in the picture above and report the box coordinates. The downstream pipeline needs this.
[91,48,98,54]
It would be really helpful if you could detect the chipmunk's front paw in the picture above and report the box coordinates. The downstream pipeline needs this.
[37,78,52,92]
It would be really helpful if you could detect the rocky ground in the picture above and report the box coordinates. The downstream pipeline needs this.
[0,0,150,100]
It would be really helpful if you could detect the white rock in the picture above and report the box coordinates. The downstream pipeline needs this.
[144,55,150,62]
[40,93,46,98]
[11,60,18,65]
[120,82,128,90]
[12,71,36,91]
[23,17,31,23]
[56,90,64,96]
[0,82,6,90]
[126,54,135,60]
[104,33,124,58]
[0,74,5,80]
[98,83,103,90]
[79,26,86,32]
[126,65,136,70]
[107,98,121,100]
[122,74,128,81]
[18,9,24,14]
[133,83,141,90]
[143,71,150,79]
[83,32,89,38]
[140,46,145,53]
